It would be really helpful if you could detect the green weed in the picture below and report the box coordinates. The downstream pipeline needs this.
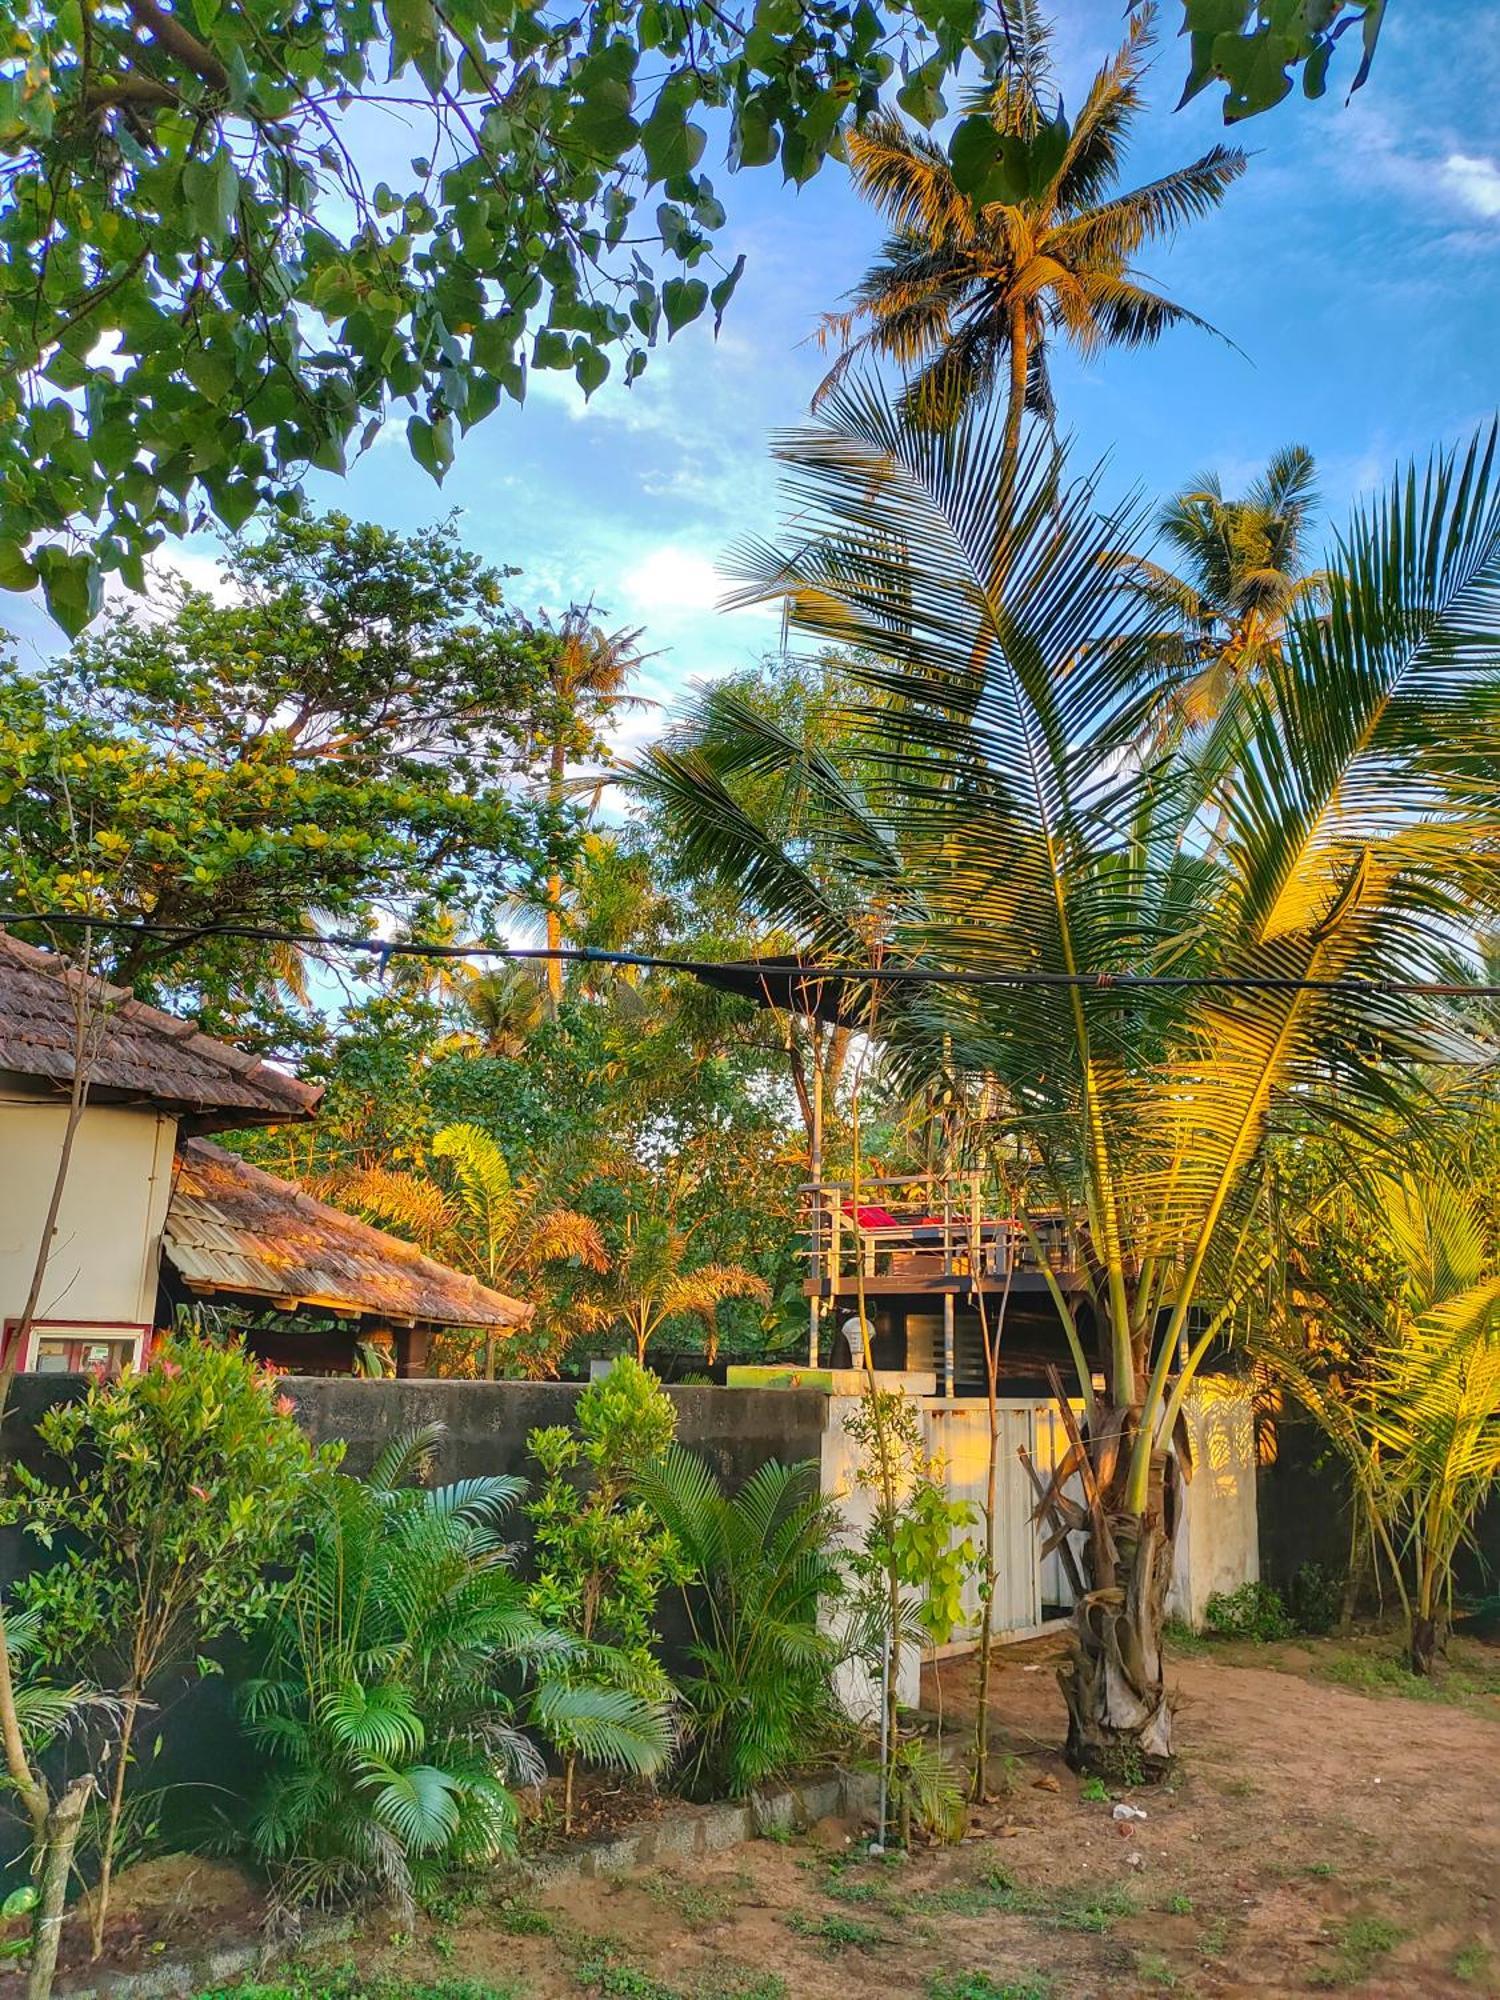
[911,1867,1134,1934]
[496,1899,555,1937]
[1078,1777,1111,1803]
[1310,1915,1406,1988]
[785,1911,886,1952]
[927,1976,1052,2000]
[697,1977,788,2000]
[196,1976,518,2000]
[1135,1953,1179,1990]
[822,1874,881,1905]
[1162,1618,1211,1656]
[1454,1942,1493,1985]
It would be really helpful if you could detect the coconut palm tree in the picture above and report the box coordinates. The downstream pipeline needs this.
[626,381,1500,1772]
[1119,445,1329,739]
[582,1214,769,1368]
[531,610,649,1000]
[460,960,555,1057]
[816,4,1246,471]
[331,1122,607,1375]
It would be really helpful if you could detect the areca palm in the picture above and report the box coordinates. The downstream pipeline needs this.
[625,381,1500,1772]
[1119,444,1329,738]
[582,1214,770,1368]
[816,4,1246,466]
[332,1122,607,1375]
[1263,1160,1500,1675]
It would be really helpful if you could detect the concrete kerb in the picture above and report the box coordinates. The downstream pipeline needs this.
[54,1770,880,1998]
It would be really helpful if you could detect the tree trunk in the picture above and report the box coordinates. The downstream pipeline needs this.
[89,1688,141,1957]
[545,739,567,1003]
[26,1777,93,2000]
[1000,304,1029,501]
[1410,1614,1438,1677]
[1059,1502,1176,1782]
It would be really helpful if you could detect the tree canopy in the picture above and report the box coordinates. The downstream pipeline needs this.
[0,510,563,1045]
[0,0,1387,630]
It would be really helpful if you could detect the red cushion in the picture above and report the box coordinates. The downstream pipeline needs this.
[843,1201,900,1228]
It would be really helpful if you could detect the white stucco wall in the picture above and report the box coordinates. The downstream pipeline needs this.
[1167,1384,1261,1628]
[0,1093,178,1331]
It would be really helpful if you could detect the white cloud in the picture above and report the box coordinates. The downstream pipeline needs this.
[1442,152,1500,220]
[618,544,735,618]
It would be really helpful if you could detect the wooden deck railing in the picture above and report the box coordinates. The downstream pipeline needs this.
[799,1173,1080,1293]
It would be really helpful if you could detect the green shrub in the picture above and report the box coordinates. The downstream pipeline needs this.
[1285,1562,1342,1636]
[1203,1582,1293,1642]
[636,1451,848,1799]
[242,1423,671,1908]
[2,1336,326,1948]
[525,1361,688,1825]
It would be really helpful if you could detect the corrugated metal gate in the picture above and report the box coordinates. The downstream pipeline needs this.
[920,1397,1080,1647]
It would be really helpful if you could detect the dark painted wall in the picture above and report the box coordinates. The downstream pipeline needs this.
[1259,1412,1500,1611]
[276,1375,830,1492]
[0,1374,832,1878]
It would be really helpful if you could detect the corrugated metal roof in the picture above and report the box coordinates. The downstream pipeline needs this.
[0,930,320,1126]
[165,1138,532,1330]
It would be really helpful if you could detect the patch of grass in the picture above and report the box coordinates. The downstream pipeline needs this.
[927,1976,1052,2000]
[911,1867,1134,1935]
[1197,1919,1230,1960]
[1310,1915,1406,1989]
[1049,1883,1137,1935]
[1303,1860,1337,1880]
[1078,1777,1111,1803]
[1134,1954,1180,1990]
[196,1977,519,2000]
[644,1875,746,1925]
[785,1911,887,1952]
[421,1882,486,1924]
[696,1976,787,2000]
[1162,1617,1212,1657]
[822,1873,881,1905]
[570,1948,680,2000]
[495,1898,555,1937]
[1310,1640,1500,1711]
[1163,1893,1193,1915]
[1453,1942,1493,1985]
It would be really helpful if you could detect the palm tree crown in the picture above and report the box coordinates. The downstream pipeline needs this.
[816,4,1246,461]
[1120,443,1330,733]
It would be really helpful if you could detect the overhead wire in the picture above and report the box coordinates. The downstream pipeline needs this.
[3,910,1500,1000]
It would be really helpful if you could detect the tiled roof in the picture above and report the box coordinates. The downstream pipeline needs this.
[165,1138,532,1331]
[0,929,320,1126]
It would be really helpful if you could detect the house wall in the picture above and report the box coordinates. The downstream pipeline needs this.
[1167,1385,1261,1628]
[0,1090,177,1331]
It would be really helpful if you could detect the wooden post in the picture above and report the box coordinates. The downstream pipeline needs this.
[393,1324,430,1378]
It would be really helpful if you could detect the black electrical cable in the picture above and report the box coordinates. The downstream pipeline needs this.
[4,909,1499,1000]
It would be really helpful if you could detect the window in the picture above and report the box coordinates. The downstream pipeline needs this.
[1,1321,148,1376]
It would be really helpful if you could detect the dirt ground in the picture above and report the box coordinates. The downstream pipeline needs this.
[304,1630,1500,2000]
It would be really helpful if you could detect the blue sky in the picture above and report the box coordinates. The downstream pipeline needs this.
[9,1,1499,755]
